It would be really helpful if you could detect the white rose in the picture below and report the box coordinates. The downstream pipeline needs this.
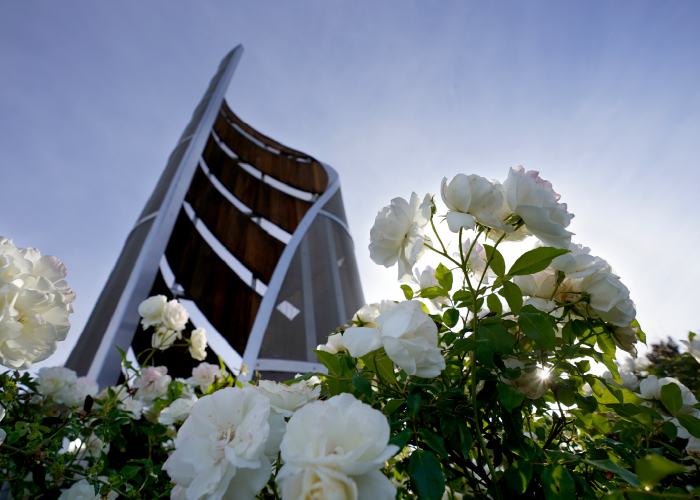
[344,301,445,378]
[62,377,99,407]
[352,300,396,328]
[453,238,494,281]
[687,437,700,463]
[151,325,182,350]
[64,433,110,459]
[254,377,322,418]
[37,366,78,403]
[681,337,700,364]
[163,386,285,500]
[639,376,698,406]
[317,333,346,354]
[0,429,5,446]
[502,166,574,249]
[611,326,641,357]
[602,369,639,391]
[440,174,505,233]
[163,300,189,331]
[502,359,547,400]
[513,270,558,313]
[0,406,5,422]
[579,268,636,327]
[187,361,223,392]
[159,396,197,425]
[276,394,398,500]
[0,239,74,370]
[414,266,450,310]
[547,242,606,278]
[189,327,208,361]
[58,479,118,500]
[368,192,433,283]
[133,366,171,404]
[138,295,167,329]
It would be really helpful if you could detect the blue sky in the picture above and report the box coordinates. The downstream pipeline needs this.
[2,1,699,369]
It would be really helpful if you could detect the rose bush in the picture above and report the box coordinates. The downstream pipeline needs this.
[3,167,700,500]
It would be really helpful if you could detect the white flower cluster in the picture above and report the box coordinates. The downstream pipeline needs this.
[0,237,75,369]
[138,295,204,356]
[36,366,98,407]
[369,167,575,285]
[58,479,118,500]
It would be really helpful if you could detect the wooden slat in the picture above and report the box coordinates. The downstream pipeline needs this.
[166,210,261,355]
[202,134,313,234]
[215,102,328,194]
[186,166,286,284]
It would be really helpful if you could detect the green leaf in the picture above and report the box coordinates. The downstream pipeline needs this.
[596,332,617,358]
[631,319,646,344]
[483,244,506,277]
[662,421,679,440]
[498,381,526,412]
[508,247,569,276]
[389,428,412,449]
[677,414,700,439]
[584,460,640,487]
[660,383,683,415]
[478,322,514,354]
[408,451,445,500]
[498,281,523,315]
[435,263,453,291]
[401,284,414,300]
[458,423,473,458]
[452,336,484,356]
[518,312,556,350]
[502,460,533,495]
[351,374,372,399]
[314,350,341,376]
[376,356,397,385]
[635,454,686,488]
[420,286,449,299]
[486,294,503,315]
[442,308,459,328]
[384,399,405,415]
[407,392,422,418]
[452,290,473,303]
[419,429,449,458]
[542,464,576,500]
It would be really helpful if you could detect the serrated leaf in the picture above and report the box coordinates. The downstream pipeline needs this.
[635,454,686,488]
[518,312,556,350]
[420,286,449,299]
[662,421,679,440]
[498,381,526,411]
[660,383,683,415]
[384,399,405,415]
[407,392,422,418]
[376,356,397,385]
[442,308,459,328]
[452,336,484,356]
[401,284,414,300]
[677,414,700,439]
[486,294,503,315]
[508,247,569,276]
[458,423,473,458]
[498,281,523,315]
[351,374,372,399]
[408,451,445,500]
[483,244,506,277]
[313,350,341,376]
[542,464,576,500]
[596,332,617,358]
[478,322,513,354]
[389,428,412,449]
[584,459,640,487]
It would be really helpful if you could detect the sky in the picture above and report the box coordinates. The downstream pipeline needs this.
[1,1,699,372]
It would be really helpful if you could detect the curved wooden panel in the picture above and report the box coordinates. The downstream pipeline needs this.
[186,166,286,284]
[215,101,328,194]
[166,210,262,354]
[202,134,313,234]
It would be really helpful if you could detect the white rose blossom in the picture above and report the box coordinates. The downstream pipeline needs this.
[501,166,574,249]
[138,295,167,329]
[97,385,143,420]
[163,386,285,500]
[133,366,171,404]
[502,359,548,400]
[163,300,189,331]
[453,238,494,281]
[687,437,700,463]
[151,325,182,351]
[414,266,450,310]
[36,366,78,403]
[548,242,606,278]
[0,237,74,369]
[63,377,99,408]
[317,333,346,354]
[681,337,700,364]
[368,192,433,284]
[159,396,198,426]
[578,267,636,328]
[603,369,639,391]
[352,300,396,328]
[440,174,506,233]
[276,393,398,500]
[187,362,224,392]
[189,327,208,361]
[254,377,322,418]
[58,479,118,500]
[344,300,445,378]
[513,270,558,313]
